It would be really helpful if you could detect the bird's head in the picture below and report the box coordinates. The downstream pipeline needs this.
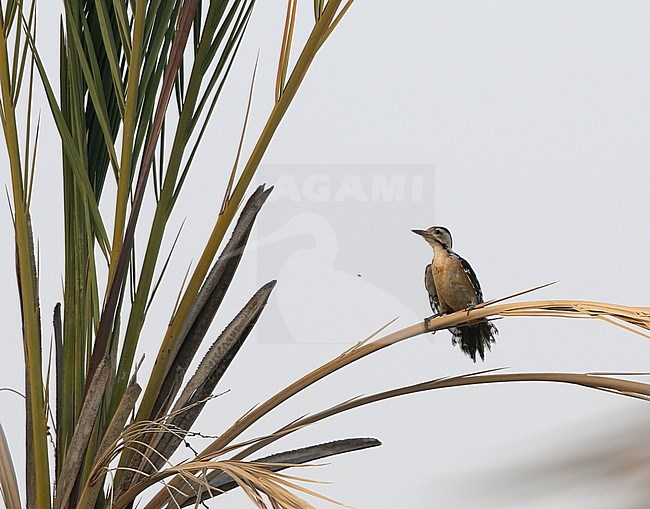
[412,226,453,249]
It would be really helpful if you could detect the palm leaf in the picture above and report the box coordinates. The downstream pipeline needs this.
[123,280,276,493]
[0,8,50,506]
[135,0,352,441]
[0,424,21,509]
[180,438,381,507]
[150,184,272,421]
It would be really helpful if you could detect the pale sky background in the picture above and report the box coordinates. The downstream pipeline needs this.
[2,1,650,508]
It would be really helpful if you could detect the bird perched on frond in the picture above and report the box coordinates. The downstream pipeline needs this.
[413,226,497,361]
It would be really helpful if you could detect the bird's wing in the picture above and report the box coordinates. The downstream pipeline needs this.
[458,256,484,303]
[424,264,441,314]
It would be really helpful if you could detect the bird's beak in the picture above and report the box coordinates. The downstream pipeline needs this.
[412,229,427,237]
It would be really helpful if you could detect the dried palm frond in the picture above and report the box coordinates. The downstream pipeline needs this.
[177,438,381,507]
[54,356,111,509]
[438,298,650,338]
[213,293,650,457]
[226,368,650,470]
[112,457,345,509]
[94,405,377,509]
[143,286,650,508]
[76,380,141,509]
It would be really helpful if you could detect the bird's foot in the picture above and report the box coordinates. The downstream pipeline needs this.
[424,314,440,333]
[465,304,477,316]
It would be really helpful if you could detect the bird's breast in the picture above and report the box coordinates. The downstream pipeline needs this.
[432,255,478,311]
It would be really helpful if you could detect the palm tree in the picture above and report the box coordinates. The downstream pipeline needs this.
[1,1,649,508]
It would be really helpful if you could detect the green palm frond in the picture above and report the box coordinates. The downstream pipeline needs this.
[0,3,49,508]
[0,423,21,509]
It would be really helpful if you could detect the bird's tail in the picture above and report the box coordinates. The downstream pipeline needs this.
[451,320,498,362]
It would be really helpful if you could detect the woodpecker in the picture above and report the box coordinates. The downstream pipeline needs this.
[412,226,497,361]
